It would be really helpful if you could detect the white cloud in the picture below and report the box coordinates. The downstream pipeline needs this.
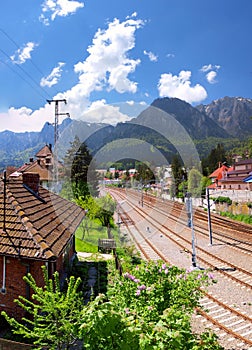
[11,42,37,64]
[206,71,217,84]
[200,64,220,72]
[126,12,137,19]
[166,53,175,58]
[0,15,144,131]
[61,15,144,117]
[0,104,55,132]
[40,62,65,87]
[83,100,131,124]
[200,64,220,84]
[158,70,207,104]
[126,100,135,106]
[143,50,158,62]
[40,0,84,25]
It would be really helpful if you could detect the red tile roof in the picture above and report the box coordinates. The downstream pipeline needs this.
[0,178,85,261]
[19,161,53,181]
[209,165,229,180]
[35,144,52,158]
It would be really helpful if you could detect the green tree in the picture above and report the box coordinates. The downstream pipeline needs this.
[135,162,155,184]
[202,143,227,175]
[171,155,187,197]
[76,194,116,228]
[201,176,212,196]
[1,266,83,350]
[94,194,117,227]
[188,168,203,198]
[63,136,99,199]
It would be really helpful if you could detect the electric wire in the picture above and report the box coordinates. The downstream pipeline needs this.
[0,49,51,99]
[0,27,55,101]
[0,28,46,77]
[0,57,50,102]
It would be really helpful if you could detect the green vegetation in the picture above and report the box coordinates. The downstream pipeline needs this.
[63,136,99,199]
[201,143,227,176]
[2,261,223,350]
[214,196,232,205]
[220,211,252,224]
[75,216,120,253]
[75,237,98,253]
[2,266,83,350]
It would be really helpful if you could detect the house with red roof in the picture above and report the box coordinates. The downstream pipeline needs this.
[219,158,252,190]
[208,163,229,189]
[209,159,252,191]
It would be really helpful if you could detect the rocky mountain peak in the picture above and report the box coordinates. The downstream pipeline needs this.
[196,96,252,138]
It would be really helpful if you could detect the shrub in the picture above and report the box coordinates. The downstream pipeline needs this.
[81,261,222,350]
[215,196,232,205]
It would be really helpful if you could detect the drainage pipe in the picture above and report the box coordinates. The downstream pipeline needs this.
[1,256,6,293]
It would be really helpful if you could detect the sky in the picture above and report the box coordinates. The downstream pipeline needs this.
[0,0,252,132]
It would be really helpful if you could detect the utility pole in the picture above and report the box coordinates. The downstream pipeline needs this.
[47,99,70,145]
[47,99,70,192]
[206,187,213,245]
[185,192,197,269]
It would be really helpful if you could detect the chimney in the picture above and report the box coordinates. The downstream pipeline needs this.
[23,173,40,194]
[29,157,34,163]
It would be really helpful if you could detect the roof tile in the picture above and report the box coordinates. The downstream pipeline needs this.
[0,177,85,261]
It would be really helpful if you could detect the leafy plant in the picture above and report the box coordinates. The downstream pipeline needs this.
[1,266,83,350]
[81,261,222,350]
[215,196,232,205]
[2,261,223,350]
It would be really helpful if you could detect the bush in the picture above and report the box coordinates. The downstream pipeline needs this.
[81,261,222,350]
[215,196,232,205]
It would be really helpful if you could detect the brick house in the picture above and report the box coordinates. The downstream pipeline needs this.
[8,144,63,190]
[0,172,85,319]
[219,158,252,190]
[208,163,229,190]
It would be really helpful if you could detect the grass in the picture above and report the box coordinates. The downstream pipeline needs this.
[75,217,122,253]
[75,238,98,253]
[220,211,252,224]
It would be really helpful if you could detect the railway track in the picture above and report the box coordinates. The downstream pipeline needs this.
[122,188,252,256]
[109,187,252,349]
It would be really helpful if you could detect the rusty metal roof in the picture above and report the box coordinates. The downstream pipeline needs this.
[0,178,85,261]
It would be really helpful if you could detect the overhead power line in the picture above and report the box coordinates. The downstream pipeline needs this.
[0,47,51,101]
[0,27,58,101]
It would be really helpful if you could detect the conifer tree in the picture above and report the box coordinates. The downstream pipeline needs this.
[63,136,99,199]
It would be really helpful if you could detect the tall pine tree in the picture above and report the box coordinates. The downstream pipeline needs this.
[63,136,99,199]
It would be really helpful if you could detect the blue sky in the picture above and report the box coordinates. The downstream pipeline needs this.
[0,0,251,132]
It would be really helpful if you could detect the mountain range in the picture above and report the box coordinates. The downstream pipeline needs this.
[1,96,252,170]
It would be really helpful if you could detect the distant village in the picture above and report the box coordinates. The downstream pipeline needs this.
[6,143,252,203]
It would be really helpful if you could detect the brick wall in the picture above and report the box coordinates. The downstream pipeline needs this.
[0,338,32,350]
[0,257,45,320]
[0,243,75,320]
[22,173,40,193]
